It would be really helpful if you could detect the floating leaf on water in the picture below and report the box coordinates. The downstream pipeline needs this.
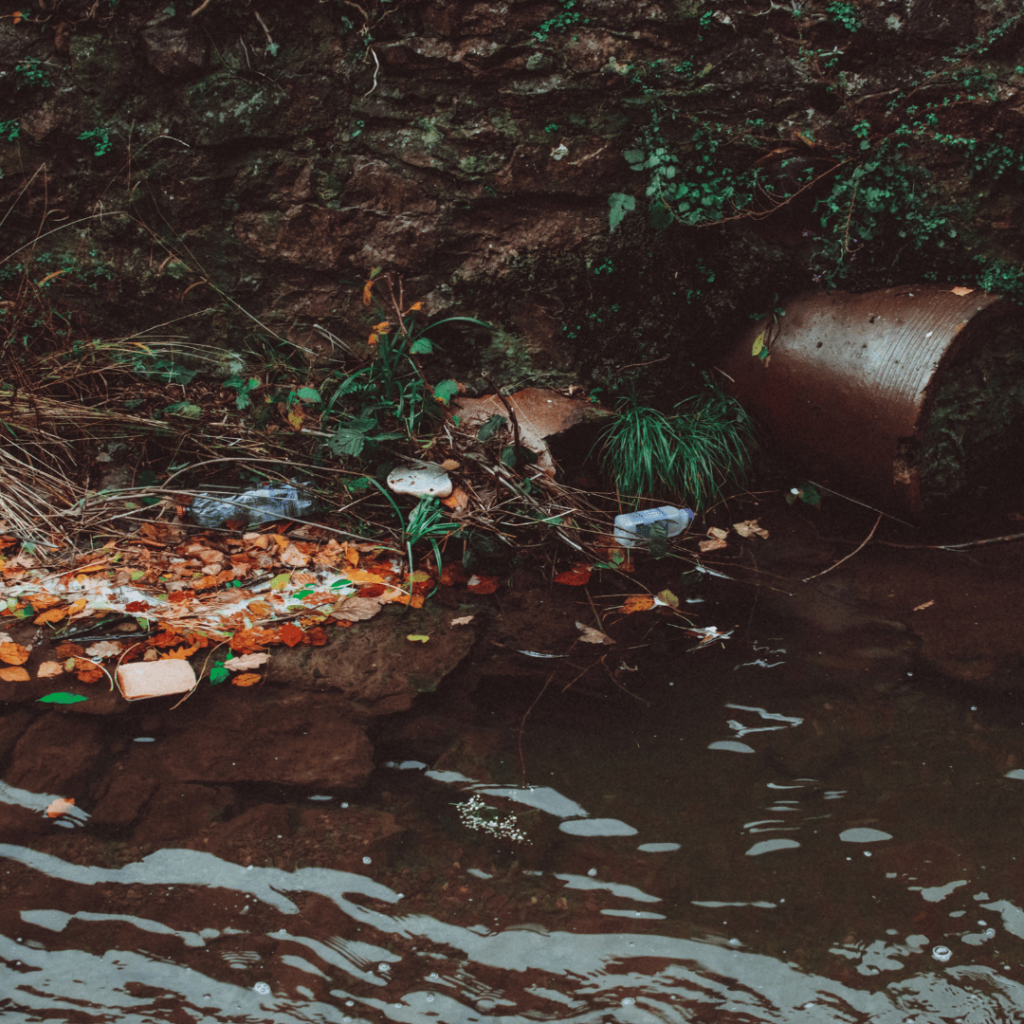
[38,692,88,704]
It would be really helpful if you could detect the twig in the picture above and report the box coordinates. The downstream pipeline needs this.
[803,512,883,582]
[190,0,214,15]
[362,47,380,98]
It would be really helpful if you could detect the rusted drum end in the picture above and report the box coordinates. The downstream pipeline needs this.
[721,285,1020,517]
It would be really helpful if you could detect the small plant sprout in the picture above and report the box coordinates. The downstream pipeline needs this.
[455,794,531,844]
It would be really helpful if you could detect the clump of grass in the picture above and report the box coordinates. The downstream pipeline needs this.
[600,384,757,510]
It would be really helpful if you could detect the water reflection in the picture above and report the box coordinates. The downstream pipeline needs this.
[5,635,1024,1020]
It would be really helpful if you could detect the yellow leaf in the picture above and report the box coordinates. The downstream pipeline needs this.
[372,321,392,332]
[621,594,655,614]
[408,301,422,311]
[751,330,765,357]
[406,634,429,642]
[35,606,69,625]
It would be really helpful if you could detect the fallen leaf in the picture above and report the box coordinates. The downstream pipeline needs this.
[732,519,770,540]
[34,606,69,625]
[37,661,65,678]
[27,592,61,611]
[950,286,974,296]
[269,572,292,591]
[341,568,388,586]
[329,596,384,622]
[0,641,29,666]
[450,615,475,626]
[85,640,124,659]
[231,672,261,687]
[699,537,729,553]
[440,459,460,472]
[440,562,468,586]
[76,668,105,684]
[279,543,310,567]
[38,692,88,704]
[0,666,30,682]
[161,643,200,660]
[913,600,935,611]
[621,594,655,614]
[277,622,304,647]
[466,574,499,594]
[554,564,592,586]
[707,527,729,540]
[440,486,470,510]
[576,621,614,645]
[46,797,76,819]
[654,589,679,609]
[407,634,430,643]
[223,652,270,671]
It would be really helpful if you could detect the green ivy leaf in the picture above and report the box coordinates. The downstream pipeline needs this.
[327,427,367,457]
[477,414,506,442]
[409,337,433,355]
[608,192,636,233]
[209,664,228,685]
[433,379,460,405]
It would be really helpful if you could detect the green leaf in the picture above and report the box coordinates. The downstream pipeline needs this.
[38,692,88,704]
[409,337,433,355]
[500,446,518,467]
[649,203,673,231]
[608,192,636,233]
[165,402,202,418]
[327,427,367,457]
[433,379,460,405]
[295,386,321,403]
[477,414,506,442]
[294,587,315,599]
[209,664,228,685]
[269,572,292,591]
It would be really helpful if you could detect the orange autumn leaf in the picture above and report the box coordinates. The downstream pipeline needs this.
[231,672,261,687]
[46,797,76,819]
[76,668,105,684]
[0,641,30,666]
[0,666,30,682]
[161,643,200,660]
[554,564,592,586]
[302,626,328,646]
[28,592,61,611]
[344,545,360,567]
[66,598,88,617]
[621,594,656,614]
[466,573,498,594]
[440,562,468,586]
[125,600,152,612]
[362,276,375,306]
[389,591,425,609]
[277,623,304,648]
[35,606,69,625]
[440,486,470,511]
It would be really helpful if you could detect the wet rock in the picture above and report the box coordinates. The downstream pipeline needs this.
[4,713,108,795]
[265,604,476,716]
[140,16,207,77]
[89,771,161,832]
[95,689,374,791]
[132,782,234,848]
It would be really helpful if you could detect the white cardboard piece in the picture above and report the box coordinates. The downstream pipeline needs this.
[117,659,197,701]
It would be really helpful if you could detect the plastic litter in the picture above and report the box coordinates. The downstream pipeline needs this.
[386,463,453,498]
[188,481,315,528]
[931,945,952,963]
[614,506,695,549]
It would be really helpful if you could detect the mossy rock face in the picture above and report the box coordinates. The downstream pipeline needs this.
[2,0,1024,394]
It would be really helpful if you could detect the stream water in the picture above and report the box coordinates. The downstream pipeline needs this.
[4,580,1024,1023]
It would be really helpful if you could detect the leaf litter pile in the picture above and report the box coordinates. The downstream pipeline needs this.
[0,512,772,704]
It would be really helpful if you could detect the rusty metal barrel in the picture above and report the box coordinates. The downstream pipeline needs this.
[721,285,1019,516]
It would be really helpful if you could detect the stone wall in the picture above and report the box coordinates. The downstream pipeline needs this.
[1,0,1022,399]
